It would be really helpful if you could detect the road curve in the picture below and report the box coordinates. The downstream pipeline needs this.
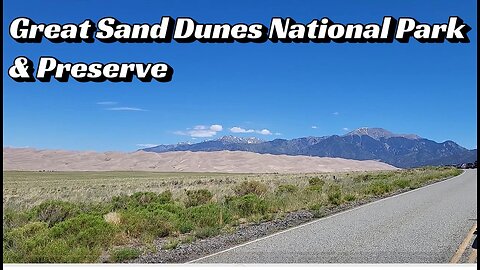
[193,170,477,263]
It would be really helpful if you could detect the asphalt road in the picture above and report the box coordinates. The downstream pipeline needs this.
[193,169,477,264]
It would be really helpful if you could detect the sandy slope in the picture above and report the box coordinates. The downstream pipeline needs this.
[3,147,397,173]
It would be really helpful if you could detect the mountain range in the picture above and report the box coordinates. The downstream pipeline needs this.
[141,128,477,168]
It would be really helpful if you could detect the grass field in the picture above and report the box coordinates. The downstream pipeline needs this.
[3,167,462,263]
[4,171,339,210]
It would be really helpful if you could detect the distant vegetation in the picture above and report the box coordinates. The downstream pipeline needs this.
[3,167,461,263]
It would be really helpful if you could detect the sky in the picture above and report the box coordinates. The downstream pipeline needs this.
[3,0,477,151]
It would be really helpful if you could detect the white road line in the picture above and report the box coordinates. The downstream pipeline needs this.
[188,170,469,263]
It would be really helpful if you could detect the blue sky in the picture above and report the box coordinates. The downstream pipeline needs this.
[3,0,477,151]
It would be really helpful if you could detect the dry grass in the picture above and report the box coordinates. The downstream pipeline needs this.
[2,168,461,210]
[3,167,462,263]
[2,171,338,210]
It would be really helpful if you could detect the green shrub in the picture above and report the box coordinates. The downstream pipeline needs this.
[364,180,393,196]
[194,226,221,239]
[128,191,172,208]
[157,190,173,204]
[3,209,34,233]
[110,194,130,210]
[306,185,323,192]
[180,235,195,244]
[3,215,114,263]
[344,193,357,202]
[176,218,194,234]
[307,177,326,192]
[187,203,230,228]
[33,200,79,226]
[227,194,268,217]
[120,210,172,241]
[308,203,326,218]
[110,247,142,262]
[185,189,213,207]
[78,202,112,216]
[49,214,116,249]
[233,181,268,197]
[327,184,343,205]
[145,202,184,215]
[3,222,49,263]
[308,177,325,187]
[162,239,180,250]
[393,179,410,189]
[129,191,157,207]
[275,184,298,195]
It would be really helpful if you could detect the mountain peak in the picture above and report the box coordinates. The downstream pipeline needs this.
[346,127,421,140]
[215,135,263,144]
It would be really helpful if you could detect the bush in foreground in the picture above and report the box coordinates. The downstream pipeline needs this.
[110,247,142,262]
[185,189,213,207]
[233,181,268,197]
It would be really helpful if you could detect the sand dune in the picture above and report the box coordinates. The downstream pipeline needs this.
[3,147,397,173]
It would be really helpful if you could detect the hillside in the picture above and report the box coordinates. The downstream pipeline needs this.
[142,128,477,168]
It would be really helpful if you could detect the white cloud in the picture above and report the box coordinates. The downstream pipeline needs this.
[106,107,147,111]
[312,125,318,129]
[189,129,217,138]
[333,112,340,116]
[136,144,158,148]
[274,132,282,136]
[97,101,118,105]
[343,127,350,131]
[258,129,272,135]
[230,126,274,135]
[210,124,223,132]
[175,124,223,138]
[230,127,255,133]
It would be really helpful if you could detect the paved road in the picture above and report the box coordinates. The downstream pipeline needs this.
[194,170,477,263]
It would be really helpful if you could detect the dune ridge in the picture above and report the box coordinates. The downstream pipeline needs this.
[3,147,397,173]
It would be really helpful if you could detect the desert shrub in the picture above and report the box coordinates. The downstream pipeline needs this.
[194,226,221,239]
[185,189,213,207]
[110,194,130,210]
[307,177,326,192]
[119,210,173,241]
[176,218,194,234]
[35,240,98,263]
[393,179,410,189]
[363,180,393,196]
[157,190,173,203]
[306,185,324,192]
[233,181,268,197]
[3,209,35,233]
[129,192,157,207]
[145,202,193,233]
[78,202,112,216]
[308,203,326,218]
[275,184,298,195]
[3,222,48,262]
[49,214,116,249]
[33,200,79,226]
[327,184,343,205]
[145,202,185,215]
[110,247,142,262]
[344,193,357,202]
[187,203,231,229]
[128,191,172,208]
[227,194,268,217]
[162,239,180,250]
[309,177,325,187]
[4,214,115,263]
[180,235,195,244]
